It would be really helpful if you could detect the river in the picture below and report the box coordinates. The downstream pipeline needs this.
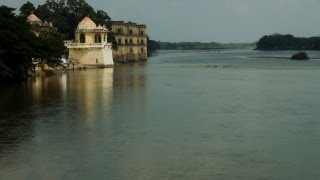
[1,49,320,179]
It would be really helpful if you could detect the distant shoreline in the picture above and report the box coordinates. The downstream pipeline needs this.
[158,42,256,50]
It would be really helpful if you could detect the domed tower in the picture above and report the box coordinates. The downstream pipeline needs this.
[66,16,114,68]
[27,12,42,25]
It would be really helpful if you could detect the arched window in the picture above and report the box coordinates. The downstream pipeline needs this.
[95,34,102,43]
[80,34,85,43]
[141,48,144,53]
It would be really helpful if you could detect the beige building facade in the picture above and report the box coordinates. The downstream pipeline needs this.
[112,21,147,62]
[66,17,114,68]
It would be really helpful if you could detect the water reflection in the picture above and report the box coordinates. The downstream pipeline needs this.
[3,50,320,179]
[112,63,147,122]
[69,69,114,124]
[0,84,36,158]
[113,62,147,93]
[0,69,115,160]
[0,65,150,179]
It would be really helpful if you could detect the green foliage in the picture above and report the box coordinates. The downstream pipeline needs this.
[19,1,36,18]
[36,29,66,67]
[147,36,160,56]
[291,52,309,60]
[26,0,118,48]
[0,5,64,82]
[96,10,111,26]
[0,5,37,81]
[256,34,320,50]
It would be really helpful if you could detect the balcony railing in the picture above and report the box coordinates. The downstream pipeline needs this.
[75,29,108,33]
[65,41,112,49]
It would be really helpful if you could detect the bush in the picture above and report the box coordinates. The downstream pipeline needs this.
[291,52,309,60]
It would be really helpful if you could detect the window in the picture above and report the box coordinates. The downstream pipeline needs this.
[141,48,144,53]
[117,28,122,33]
[95,34,101,43]
[118,39,122,44]
[125,39,128,44]
[140,31,144,35]
[129,39,133,44]
[141,40,144,45]
[129,30,133,35]
[80,33,85,43]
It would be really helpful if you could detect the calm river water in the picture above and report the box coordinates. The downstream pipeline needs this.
[1,50,320,179]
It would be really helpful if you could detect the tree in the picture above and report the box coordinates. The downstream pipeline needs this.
[147,36,160,56]
[95,10,111,25]
[256,34,320,51]
[0,5,65,82]
[0,5,37,81]
[35,29,66,68]
[32,0,118,48]
[19,1,36,18]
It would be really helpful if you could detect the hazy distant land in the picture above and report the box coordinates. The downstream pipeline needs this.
[158,42,256,50]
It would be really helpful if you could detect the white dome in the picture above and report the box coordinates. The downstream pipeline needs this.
[96,24,103,29]
[77,16,96,29]
[27,13,42,22]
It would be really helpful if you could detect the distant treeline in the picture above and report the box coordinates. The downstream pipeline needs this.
[158,42,255,50]
[256,34,320,50]
[147,38,161,56]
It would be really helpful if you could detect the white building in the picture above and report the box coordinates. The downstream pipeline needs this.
[65,16,114,68]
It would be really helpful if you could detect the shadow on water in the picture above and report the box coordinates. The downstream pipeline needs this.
[0,74,74,157]
[0,84,36,158]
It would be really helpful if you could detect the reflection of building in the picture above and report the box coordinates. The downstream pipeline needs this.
[113,63,147,95]
[70,69,114,123]
[65,17,114,68]
[112,21,147,62]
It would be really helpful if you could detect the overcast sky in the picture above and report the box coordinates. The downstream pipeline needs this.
[2,0,320,43]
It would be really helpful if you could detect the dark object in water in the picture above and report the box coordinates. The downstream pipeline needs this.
[291,52,309,60]
[204,65,218,68]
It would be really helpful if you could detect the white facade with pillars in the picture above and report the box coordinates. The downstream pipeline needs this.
[66,16,114,67]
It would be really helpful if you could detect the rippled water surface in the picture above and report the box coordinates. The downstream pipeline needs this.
[1,50,320,179]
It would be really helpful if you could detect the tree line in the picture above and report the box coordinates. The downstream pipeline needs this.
[256,34,320,50]
[147,37,161,56]
[158,42,254,50]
